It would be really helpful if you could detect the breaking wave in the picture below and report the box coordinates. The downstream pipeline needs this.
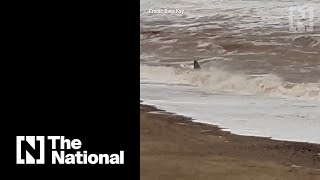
[292,35,320,49]
[141,65,320,101]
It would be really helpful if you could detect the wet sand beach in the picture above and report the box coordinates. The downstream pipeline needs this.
[140,103,320,180]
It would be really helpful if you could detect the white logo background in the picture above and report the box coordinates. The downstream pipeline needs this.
[16,136,45,164]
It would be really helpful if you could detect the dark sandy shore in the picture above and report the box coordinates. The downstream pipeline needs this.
[140,103,320,180]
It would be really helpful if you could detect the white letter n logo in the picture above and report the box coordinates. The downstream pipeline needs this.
[16,136,45,164]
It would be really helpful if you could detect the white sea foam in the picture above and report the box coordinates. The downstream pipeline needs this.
[141,81,320,144]
[141,65,320,101]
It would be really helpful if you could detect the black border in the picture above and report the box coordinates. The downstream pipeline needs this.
[4,1,139,179]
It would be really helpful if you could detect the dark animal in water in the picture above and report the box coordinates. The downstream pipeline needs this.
[194,60,201,70]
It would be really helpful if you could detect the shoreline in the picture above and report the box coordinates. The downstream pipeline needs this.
[140,102,320,179]
[141,101,320,146]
